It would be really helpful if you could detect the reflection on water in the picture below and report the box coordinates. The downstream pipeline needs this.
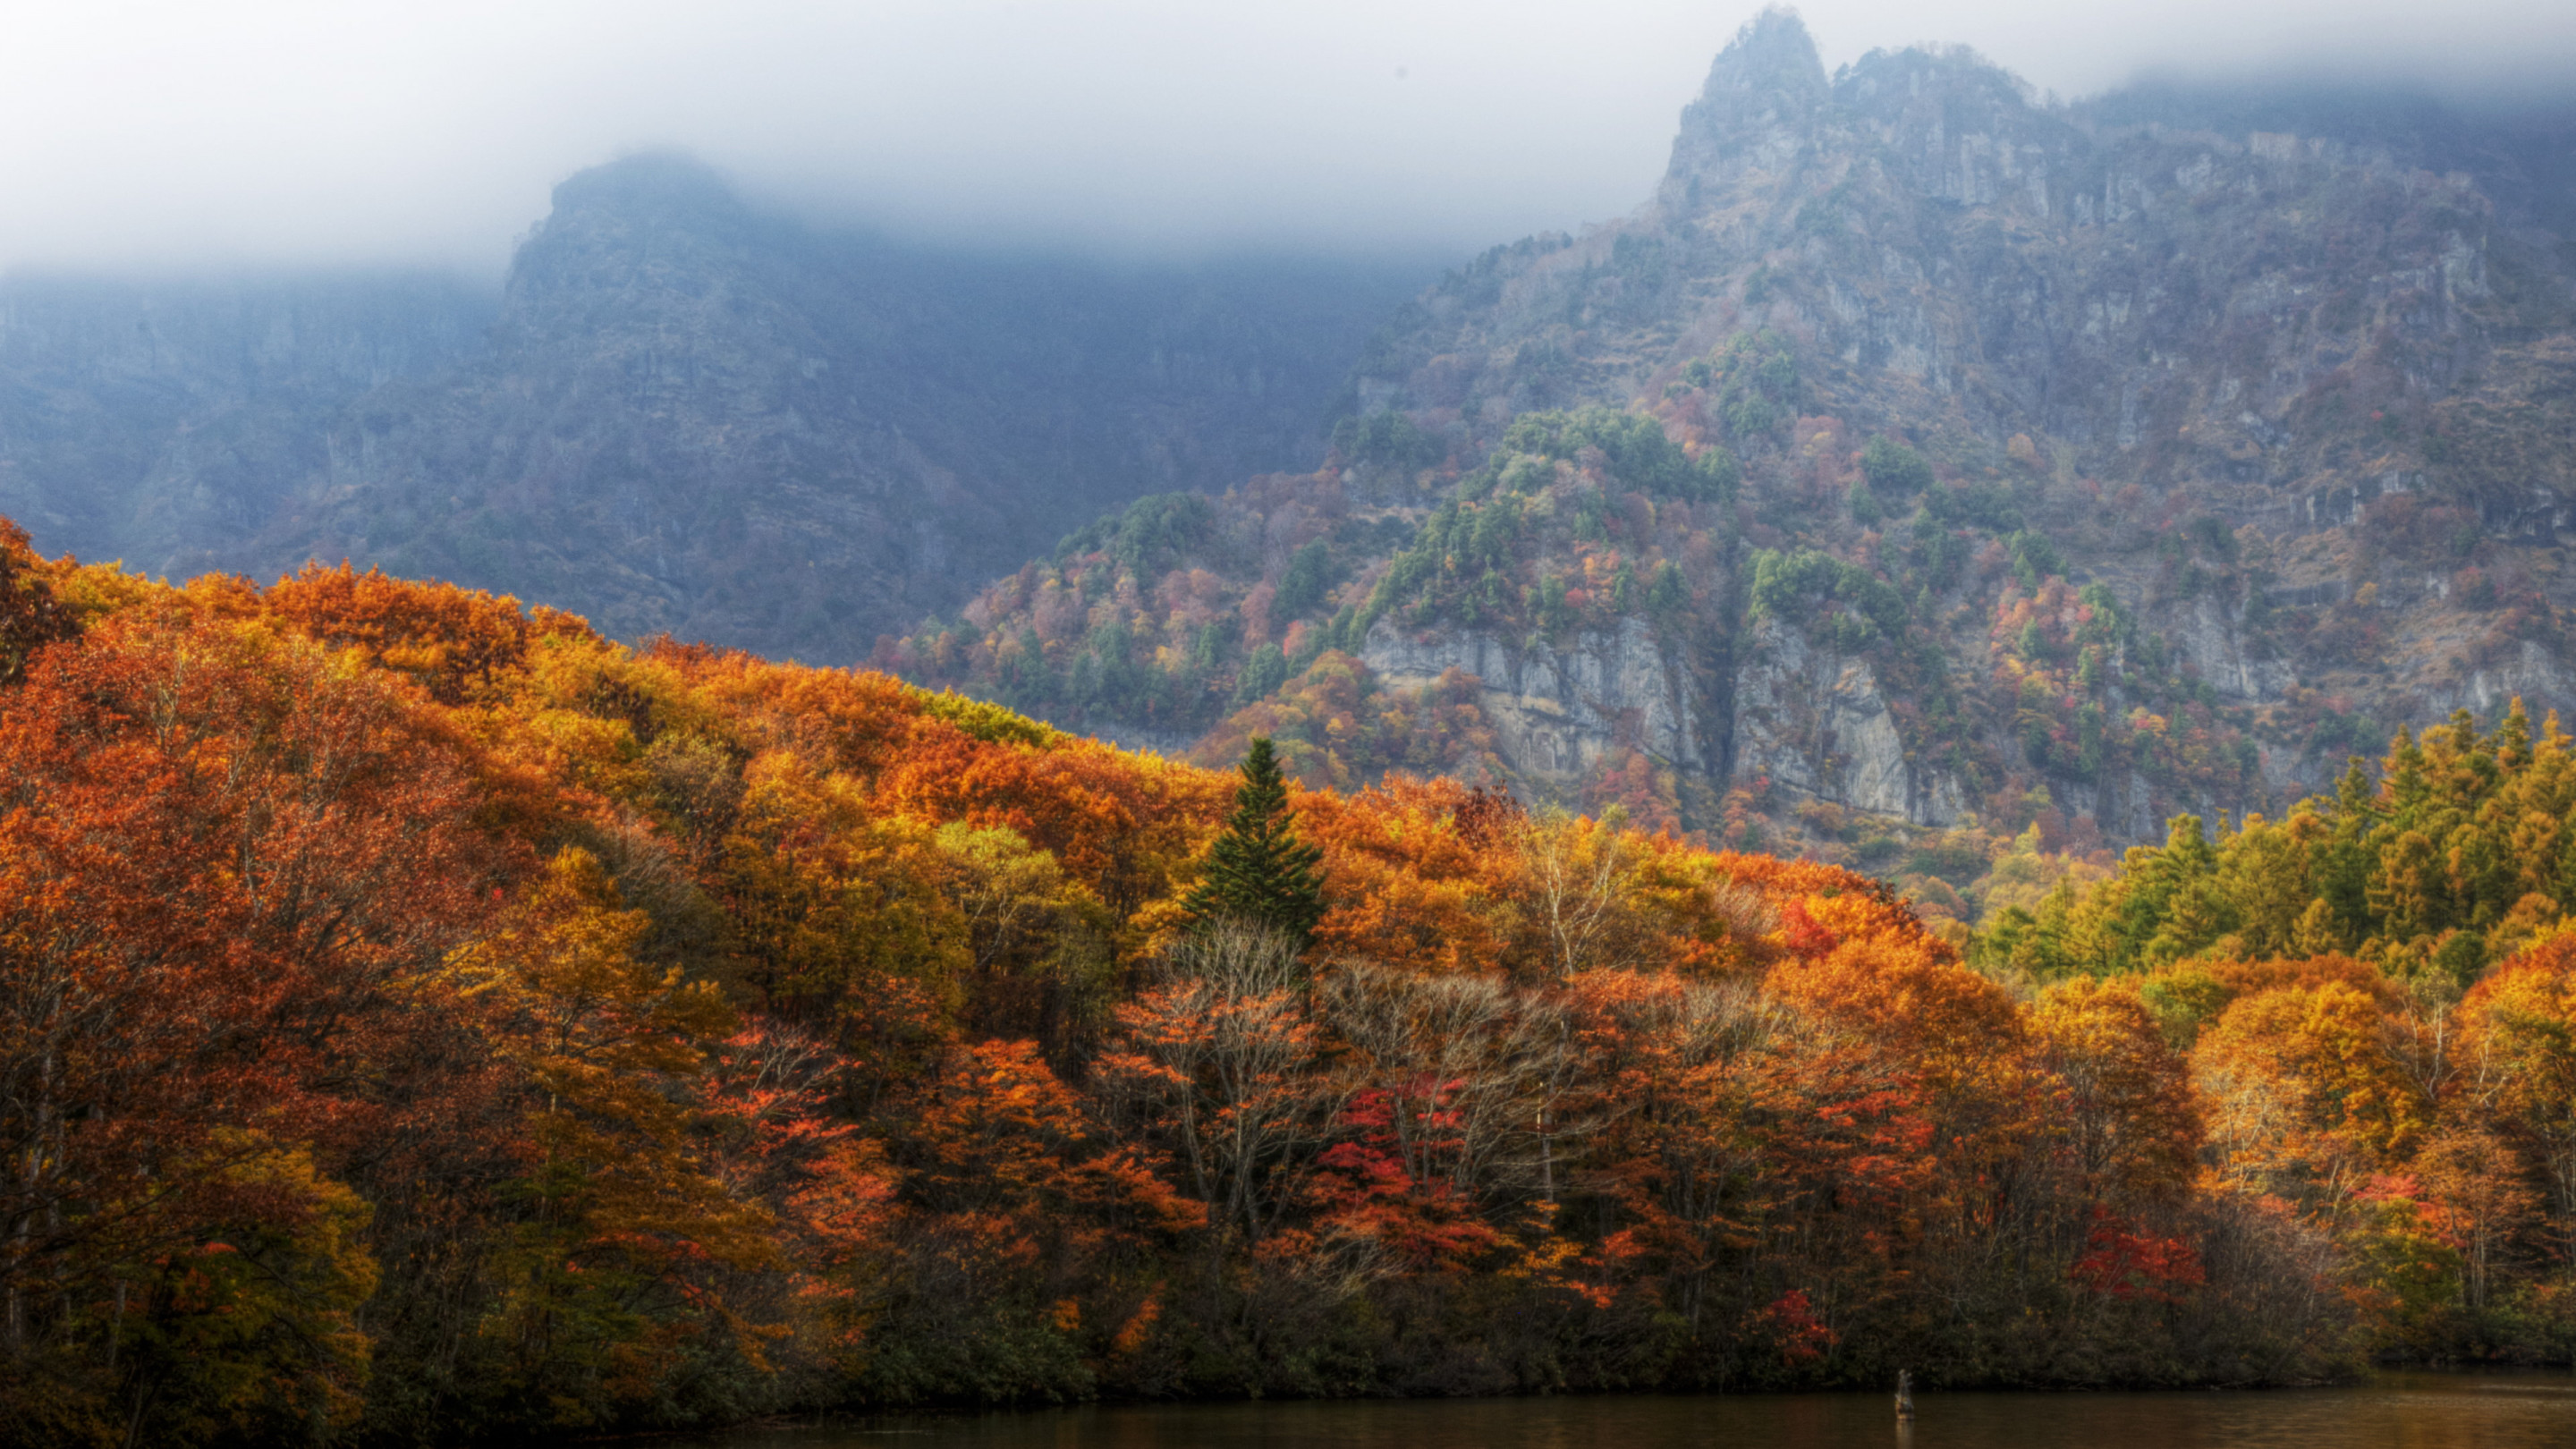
[708,1373,2575,1449]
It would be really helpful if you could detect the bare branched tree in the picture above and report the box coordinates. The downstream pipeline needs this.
[1515,806,1640,979]
[1097,919,1345,1250]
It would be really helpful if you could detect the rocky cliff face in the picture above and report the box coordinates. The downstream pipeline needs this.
[1729,616,1965,826]
[1360,614,1703,786]
[2,157,1426,659]
[1351,601,1962,829]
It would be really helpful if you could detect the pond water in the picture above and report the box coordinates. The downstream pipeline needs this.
[708,1372,2574,1449]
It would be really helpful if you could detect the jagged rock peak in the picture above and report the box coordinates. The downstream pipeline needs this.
[1832,42,2052,141]
[546,151,748,227]
[1706,7,1826,97]
[495,151,766,350]
[1661,8,1829,204]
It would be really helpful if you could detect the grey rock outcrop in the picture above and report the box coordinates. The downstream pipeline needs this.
[1360,614,1702,785]
[1728,617,1965,826]
[2174,595,2292,701]
[2446,640,2572,718]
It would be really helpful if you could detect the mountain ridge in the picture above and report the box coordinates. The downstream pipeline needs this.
[0,155,1430,658]
[891,10,2576,916]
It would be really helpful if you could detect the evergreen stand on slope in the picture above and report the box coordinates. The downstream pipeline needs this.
[1183,736,1326,949]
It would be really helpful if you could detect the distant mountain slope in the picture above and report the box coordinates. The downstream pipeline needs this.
[0,156,1430,659]
[0,271,495,568]
[893,11,2576,898]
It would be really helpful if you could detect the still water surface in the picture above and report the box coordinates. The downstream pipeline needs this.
[710,1372,2573,1449]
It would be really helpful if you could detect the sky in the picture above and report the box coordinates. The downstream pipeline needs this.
[4,0,2573,275]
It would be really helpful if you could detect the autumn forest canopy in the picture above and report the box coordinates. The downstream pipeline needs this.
[3,517,2575,1447]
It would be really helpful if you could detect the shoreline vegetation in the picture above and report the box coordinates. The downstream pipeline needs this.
[691,1362,2571,1435]
[680,1369,2576,1449]
[2,521,2572,1445]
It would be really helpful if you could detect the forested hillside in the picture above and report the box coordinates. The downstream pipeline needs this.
[5,520,2573,1445]
[889,12,2576,903]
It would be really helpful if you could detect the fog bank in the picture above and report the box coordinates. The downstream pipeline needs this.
[5,1,2574,274]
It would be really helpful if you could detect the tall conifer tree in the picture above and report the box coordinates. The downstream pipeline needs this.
[1184,736,1326,946]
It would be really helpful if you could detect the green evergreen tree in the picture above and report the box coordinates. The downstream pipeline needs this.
[1184,736,1327,947]
[2313,757,2381,945]
[2385,725,2430,822]
[2495,696,2533,773]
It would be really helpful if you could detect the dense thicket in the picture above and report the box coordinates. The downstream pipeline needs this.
[1969,707,2576,1360]
[0,528,2565,1445]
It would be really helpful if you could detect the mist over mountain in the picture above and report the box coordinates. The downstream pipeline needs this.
[896,10,2576,874]
[0,157,1429,657]
[12,1,2576,275]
